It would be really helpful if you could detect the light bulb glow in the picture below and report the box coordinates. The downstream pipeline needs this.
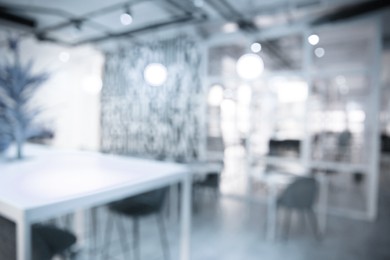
[58,52,70,63]
[314,47,325,58]
[120,13,133,25]
[308,34,319,45]
[236,53,264,80]
[223,22,238,33]
[271,78,308,103]
[250,42,262,53]
[208,84,224,106]
[82,75,102,95]
[221,99,236,113]
[143,63,168,86]
[237,84,252,104]
[336,75,346,85]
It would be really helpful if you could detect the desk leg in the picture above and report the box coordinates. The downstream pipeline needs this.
[74,210,86,250]
[17,216,31,260]
[180,174,192,260]
[267,186,277,241]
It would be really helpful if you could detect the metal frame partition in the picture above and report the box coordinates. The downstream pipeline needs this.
[305,16,382,221]
[204,15,382,222]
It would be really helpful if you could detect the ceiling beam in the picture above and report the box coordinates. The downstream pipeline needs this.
[207,0,293,67]
[261,40,295,69]
[73,15,200,46]
[207,0,257,31]
[311,0,390,25]
[0,6,36,29]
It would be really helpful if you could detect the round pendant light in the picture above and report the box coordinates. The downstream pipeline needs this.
[143,63,168,86]
[236,53,264,80]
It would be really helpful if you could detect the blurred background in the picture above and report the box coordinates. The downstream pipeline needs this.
[0,0,389,259]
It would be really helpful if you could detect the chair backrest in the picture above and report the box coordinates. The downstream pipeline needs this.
[206,136,224,161]
[32,225,76,260]
[207,136,224,151]
[124,187,168,211]
[138,187,168,211]
[277,177,318,210]
[338,130,352,147]
[268,139,300,157]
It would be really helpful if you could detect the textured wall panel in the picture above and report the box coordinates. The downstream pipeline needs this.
[101,36,205,162]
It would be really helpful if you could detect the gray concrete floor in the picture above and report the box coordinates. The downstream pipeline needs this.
[82,164,390,260]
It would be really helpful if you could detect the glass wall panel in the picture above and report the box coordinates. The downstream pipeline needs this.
[311,22,376,73]
[251,76,306,160]
[309,75,370,165]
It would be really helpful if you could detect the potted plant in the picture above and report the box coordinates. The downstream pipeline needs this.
[0,38,49,159]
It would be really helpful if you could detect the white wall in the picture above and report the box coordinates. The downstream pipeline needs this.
[1,36,104,151]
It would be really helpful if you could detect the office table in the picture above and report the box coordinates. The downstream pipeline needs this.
[0,145,192,260]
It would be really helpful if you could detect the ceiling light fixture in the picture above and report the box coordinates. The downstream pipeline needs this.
[120,6,133,25]
[308,34,319,45]
[222,22,238,33]
[250,42,262,53]
[144,63,168,86]
[314,47,325,58]
[236,53,264,80]
[58,52,70,63]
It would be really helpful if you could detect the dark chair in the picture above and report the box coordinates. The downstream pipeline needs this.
[0,217,76,260]
[32,225,77,260]
[277,177,320,240]
[335,130,352,162]
[195,173,220,190]
[381,133,390,153]
[104,187,169,260]
[268,139,301,158]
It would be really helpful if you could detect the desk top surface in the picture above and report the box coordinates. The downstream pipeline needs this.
[0,145,188,210]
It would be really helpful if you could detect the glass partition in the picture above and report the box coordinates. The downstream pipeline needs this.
[205,19,381,219]
[309,74,370,165]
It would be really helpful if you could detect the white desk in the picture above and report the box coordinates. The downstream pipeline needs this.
[0,145,192,260]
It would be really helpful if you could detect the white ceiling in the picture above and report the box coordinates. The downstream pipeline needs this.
[0,0,387,46]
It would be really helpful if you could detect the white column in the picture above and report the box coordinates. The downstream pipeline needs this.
[199,40,208,162]
[367,16,382,220]
[302,27,313,171]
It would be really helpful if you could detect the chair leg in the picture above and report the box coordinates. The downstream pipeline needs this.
[90,208,98,259]
[133,217,140,260]
[300,211,306,234]
[307,210,321,241]
[102,214,115,260]
[116,215,130,258]
[192,186,199,213]
[283,209,292,241]
[156,213,170,260]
